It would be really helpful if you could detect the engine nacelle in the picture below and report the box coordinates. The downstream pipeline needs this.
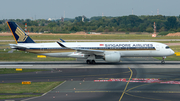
[104,52,121,62]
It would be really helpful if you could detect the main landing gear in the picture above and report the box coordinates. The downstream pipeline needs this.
[86,60,96,64]
[86,55,96,64]
[161,57,166,64]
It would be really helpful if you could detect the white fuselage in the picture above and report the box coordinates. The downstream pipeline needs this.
[11,42,175,59]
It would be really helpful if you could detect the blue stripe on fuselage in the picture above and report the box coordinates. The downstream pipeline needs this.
[26,47,155,50]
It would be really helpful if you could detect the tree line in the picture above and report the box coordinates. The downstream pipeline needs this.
[0,15,180,34]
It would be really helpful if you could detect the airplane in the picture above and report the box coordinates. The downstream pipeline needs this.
[7,21,175,64]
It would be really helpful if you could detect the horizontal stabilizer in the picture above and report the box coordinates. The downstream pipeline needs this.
[9,44,27,49]
[60,38,66,42]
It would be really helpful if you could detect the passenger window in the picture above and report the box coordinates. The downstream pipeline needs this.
[165,46,170,49]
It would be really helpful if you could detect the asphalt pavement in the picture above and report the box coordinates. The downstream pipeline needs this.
[1,60,180,101]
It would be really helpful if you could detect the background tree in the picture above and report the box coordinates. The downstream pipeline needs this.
[1,15,180,33]
[165,16,178,30]
[146,27,153,33]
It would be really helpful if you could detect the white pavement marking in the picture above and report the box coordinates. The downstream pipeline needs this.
[42,81,66,96]
[5,100,15,101]
[20,96,41,101]
[21,81,66,101]
[0,61,180,68]
[0,65,33,66]
[0,64,180,68]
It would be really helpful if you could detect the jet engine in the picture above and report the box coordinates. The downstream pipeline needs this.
[104,52,121,62]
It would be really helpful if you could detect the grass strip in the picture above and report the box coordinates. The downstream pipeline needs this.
[0,52,75,61]
[154,54,180,61]
[0,81,63,93]
[0,42,179,61]
[154,45,180,61]
[0,68,49,74]
[0,95,40,99]
[0,46,179,61]
[1,34,180,40]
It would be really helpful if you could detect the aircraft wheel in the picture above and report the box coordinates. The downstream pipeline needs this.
[86,60,91,64]
[92,60,96,64]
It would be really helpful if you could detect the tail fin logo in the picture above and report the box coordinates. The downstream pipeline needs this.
[15,27,28,42]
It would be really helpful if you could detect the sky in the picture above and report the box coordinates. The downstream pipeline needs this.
[0,0,180,20]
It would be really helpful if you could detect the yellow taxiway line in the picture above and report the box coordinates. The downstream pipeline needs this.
[119,67,133,101]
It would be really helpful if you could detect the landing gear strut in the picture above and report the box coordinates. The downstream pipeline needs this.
[86,55,96,64]
[86,60,96,64]
[161,57,166,64]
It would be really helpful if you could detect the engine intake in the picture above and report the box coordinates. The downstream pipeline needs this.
[104,52,121,62]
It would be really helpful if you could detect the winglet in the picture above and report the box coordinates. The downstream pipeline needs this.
[57,41,66,48]
[59,38,66,42]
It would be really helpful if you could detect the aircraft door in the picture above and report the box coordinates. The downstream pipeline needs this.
[40,45,44,51]
[156,44,160,51]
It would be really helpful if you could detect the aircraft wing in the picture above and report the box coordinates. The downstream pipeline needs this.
[76,49,104,55]
[57,42,104,55]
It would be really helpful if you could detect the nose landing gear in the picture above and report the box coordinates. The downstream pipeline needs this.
[161,57,166,64]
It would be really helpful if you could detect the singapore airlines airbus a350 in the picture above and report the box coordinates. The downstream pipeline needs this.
[7,21,174,64]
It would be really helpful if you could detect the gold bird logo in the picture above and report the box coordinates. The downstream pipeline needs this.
[15,27,28,42]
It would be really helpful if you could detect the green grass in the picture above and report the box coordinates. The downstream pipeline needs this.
[0,81,63,93]
[0,45,179,61]
[0,44,75,61]
[0,34,180,61]
[0,95,40,99]
[154,54,180,61]
[0,81,63,99]
[169,45,180,52]
[1,34,180,40]
[156,41,180,43]
[0,68,48,74]
[0,52,75,61]
[154,45,180,61]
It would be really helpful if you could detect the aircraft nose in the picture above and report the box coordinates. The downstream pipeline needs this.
[171,49,175,55]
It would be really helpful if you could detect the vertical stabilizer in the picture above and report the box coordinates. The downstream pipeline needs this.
[7,21,35,43]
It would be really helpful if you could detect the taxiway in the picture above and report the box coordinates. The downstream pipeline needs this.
[1,60,180,101]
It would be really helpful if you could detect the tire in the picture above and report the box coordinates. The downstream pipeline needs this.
[92,60,96,64]
[86,60,91,64]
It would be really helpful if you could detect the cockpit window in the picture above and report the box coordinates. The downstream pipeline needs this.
[165,46,170,49]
